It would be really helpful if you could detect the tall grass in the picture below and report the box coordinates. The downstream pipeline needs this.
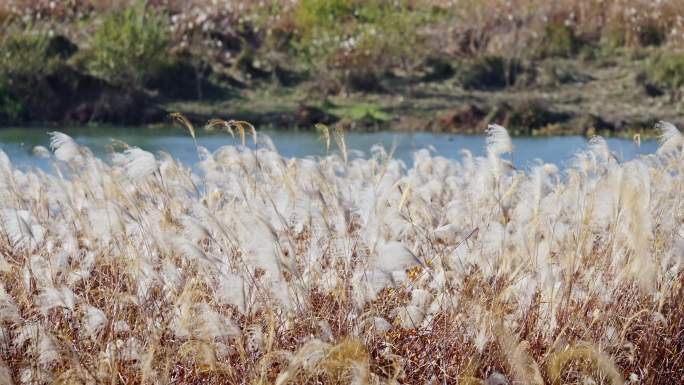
[0,120,683,384]
[82,1,170,89]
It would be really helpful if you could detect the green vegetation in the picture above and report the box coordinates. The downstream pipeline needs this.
[0,25,58,78]
[0,84,24,123]
[323,100,391,125]
[81,1,170,89]
[536,22,582,58]
[0,26,63,123]
[288,0,432,90]
[647,52,684,90]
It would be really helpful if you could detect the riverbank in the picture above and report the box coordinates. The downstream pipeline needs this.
[2,1,684,135]
[167,53,683,137]
[1,50,680,137]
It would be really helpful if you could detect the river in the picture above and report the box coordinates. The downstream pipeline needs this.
[0,126,658,171]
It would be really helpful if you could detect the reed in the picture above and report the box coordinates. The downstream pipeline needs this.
[0,120,682,384]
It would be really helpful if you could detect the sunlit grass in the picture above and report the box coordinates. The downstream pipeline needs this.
[0,117,682,384]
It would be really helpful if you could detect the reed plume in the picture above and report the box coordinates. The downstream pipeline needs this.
[0,121,679,384]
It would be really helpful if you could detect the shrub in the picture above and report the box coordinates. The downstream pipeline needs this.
[84,1,170,89]
[0,25,61,124]
[635,23,666,47]
[602,19,667,50]
[647,52,684,90]
[500,99,569,133]
[0,24,59,79]
[422,56,455,82]
[293,0,355,36]
[536,22,581,58]
[457,56,525,90]
[289,0,432,92]
[0,83,24,124]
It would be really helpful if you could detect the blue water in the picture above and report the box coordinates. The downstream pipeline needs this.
[0,126,658,171]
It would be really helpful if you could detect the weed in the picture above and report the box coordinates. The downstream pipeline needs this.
[0,25,63,123]
[647,52,684,90]
[289,0,432,91]
[536,22,581,58]
[0,83,24,123]
[0,24,59,78]
[457,56,525,90]
[82,1,170,89]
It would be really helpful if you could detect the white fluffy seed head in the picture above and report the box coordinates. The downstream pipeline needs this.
[486,124,513,157]
[587,135,612,163]
[49,131,81,162]
[83,305,107,337]
[38,286,76,315]
[656,121,683,154]
[373,241,422,272]
[112,147,158,180]
[32,145,51,159]
[0,210,44,251]
[0,285,20,323]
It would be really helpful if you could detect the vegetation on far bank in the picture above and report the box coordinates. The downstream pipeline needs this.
[2,0,684,133]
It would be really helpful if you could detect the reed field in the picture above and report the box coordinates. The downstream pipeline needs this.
[0,118,681,384]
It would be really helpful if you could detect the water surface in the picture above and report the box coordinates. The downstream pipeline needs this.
[0,126,658,171]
